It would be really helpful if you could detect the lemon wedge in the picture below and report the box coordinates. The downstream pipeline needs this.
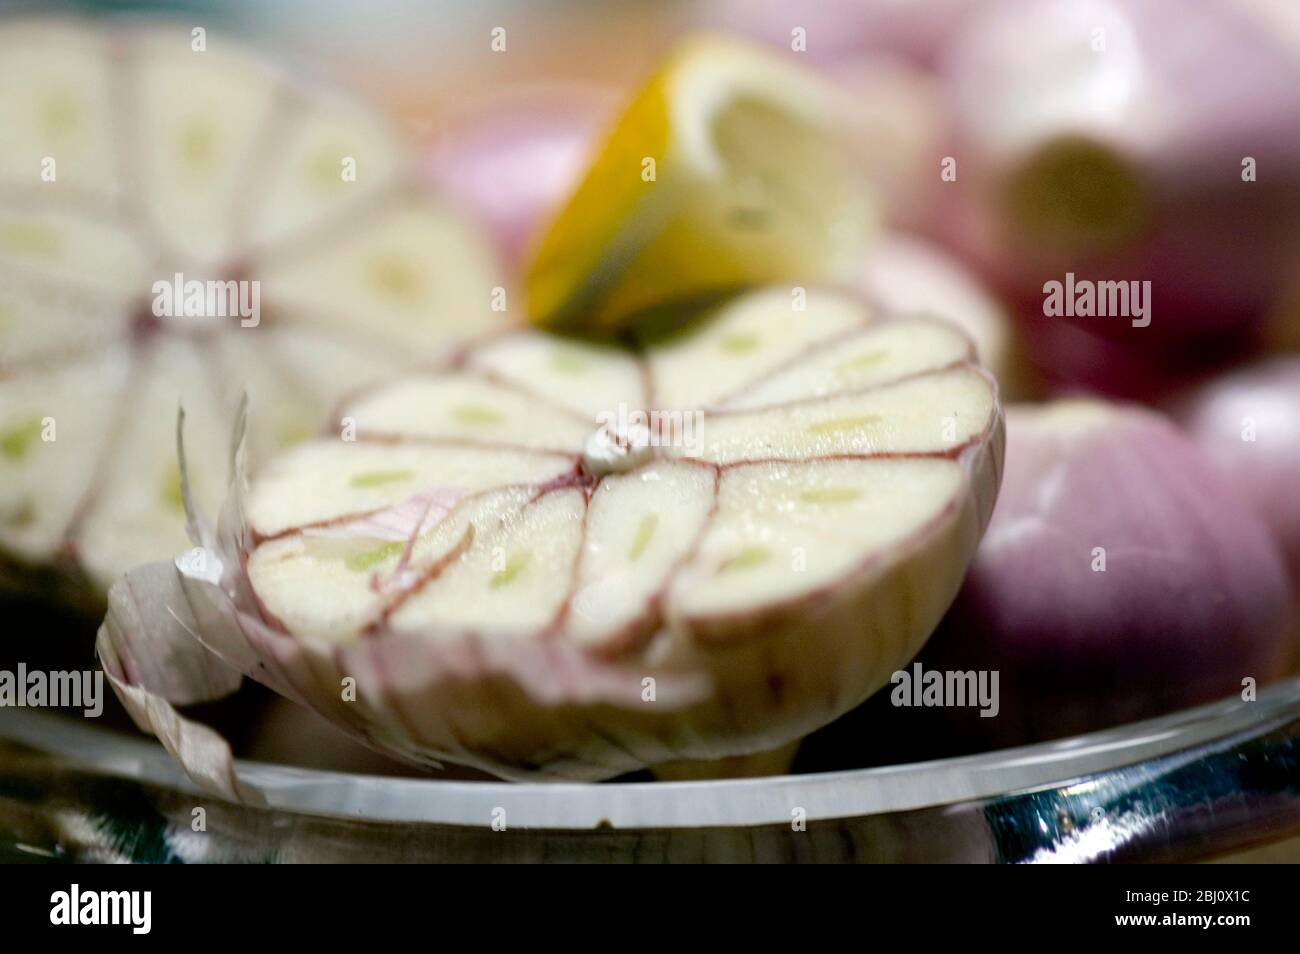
[525,35,874,335]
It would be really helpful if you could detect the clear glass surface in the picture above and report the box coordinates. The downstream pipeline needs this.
[2,674,1298,862]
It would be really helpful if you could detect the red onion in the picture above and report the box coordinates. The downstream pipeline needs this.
[1011,312,1254,402]
[917,400,1294,748]
[939,0,1300,344]
[1175,356,1300,588]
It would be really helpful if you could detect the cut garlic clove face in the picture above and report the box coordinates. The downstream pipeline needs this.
[246,442,574,538]
[646,288,867,409]
[129,30,283,265]
[0,18,510,605]
[718,319,974,410]
[239,287,1003,778]
[0,347,131,563]
[245,98,405,252]
[390,487,589,637]
[566,462,716,648]
[0,20,122,199]
[466,334,646,420]
[667,457,965,624]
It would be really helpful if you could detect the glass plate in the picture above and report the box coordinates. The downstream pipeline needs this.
[2,673,1298,862]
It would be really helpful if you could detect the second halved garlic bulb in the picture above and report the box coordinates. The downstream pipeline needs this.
[0,17,509,609]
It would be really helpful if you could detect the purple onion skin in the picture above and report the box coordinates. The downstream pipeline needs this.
[421,88,616,268]
[1013,308,1258,402]
[914,402,1294,750]
[939,0,1300,346]
[1175,357,1300,589]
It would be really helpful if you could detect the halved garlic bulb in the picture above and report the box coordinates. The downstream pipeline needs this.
[0,17,508,607]
[101,287,1003,786]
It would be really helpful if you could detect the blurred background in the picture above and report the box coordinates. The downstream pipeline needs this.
[1,0,1299,860]
[23,0,1296,392]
